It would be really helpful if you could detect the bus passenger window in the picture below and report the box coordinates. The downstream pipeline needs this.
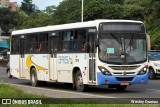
[37,33,48,53]
[11,36,20,54]
[30,34,38,53]
[25,35,30,53]
[62,31,73,52]
[74,29,86,52]
[29,44,33,52]
[36,43,41,52]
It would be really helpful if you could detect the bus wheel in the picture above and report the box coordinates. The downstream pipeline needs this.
[149,68,156,79]
[7,69,12,78]
[116,85,127,91]
[30,68,40,87]
[75,70,87,92]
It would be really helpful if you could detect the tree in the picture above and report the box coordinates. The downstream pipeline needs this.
[16,11,54,29]
[44,5,57,15]
[122,5,145,20]
[53,0,81,24]
[108,0,125,4]
[20,0,39,15]
[0,8,18,36]
[84,0,108,20]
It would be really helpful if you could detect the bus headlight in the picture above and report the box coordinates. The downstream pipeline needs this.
[98,66,112,75]
[138,66,148,75]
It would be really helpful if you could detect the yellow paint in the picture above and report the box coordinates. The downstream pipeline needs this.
[36,65,46,70]
[26,54,47,71]
[26,54,32,69]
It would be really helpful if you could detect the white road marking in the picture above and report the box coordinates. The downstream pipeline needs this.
[4,83,115,98]
[147,89,160,91]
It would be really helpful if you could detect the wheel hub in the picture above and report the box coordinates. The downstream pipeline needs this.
[32,74,35,83]
[77,76,83,88]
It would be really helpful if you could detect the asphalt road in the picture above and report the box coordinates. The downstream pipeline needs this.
[0,67,160,98]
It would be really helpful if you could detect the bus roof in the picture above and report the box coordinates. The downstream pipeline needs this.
[12,19,143,36]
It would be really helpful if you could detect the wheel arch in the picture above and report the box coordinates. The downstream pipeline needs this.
[29,66,36,77]
[72,67,81,84]
[149,66,155,72]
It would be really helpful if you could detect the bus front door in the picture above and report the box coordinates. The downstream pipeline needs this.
[20,36,25,78]
[49,35,57,80]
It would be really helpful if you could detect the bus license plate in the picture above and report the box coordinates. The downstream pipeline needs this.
[120,82,129,86]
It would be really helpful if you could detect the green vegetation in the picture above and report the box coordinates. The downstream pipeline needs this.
[0,8,18,36]
[20,0,39,15]
[0,83,40,98]
[0,0,160,49]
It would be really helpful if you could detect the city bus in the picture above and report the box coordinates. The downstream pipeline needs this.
[9,19,148,92]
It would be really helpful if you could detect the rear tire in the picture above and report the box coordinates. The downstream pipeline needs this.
[75,70,87,92]
[116,85,127,91]
[30,68,40,87]
[149,68,156,79]
[7,69,12,78]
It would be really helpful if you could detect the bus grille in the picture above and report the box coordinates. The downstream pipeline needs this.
[116,77,134,81]
[113,72,135,75]
[109,65,140,70]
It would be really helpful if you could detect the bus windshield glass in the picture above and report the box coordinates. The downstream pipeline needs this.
[99,33,147,64]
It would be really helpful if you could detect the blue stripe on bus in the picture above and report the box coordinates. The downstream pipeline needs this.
[97,72,148,85]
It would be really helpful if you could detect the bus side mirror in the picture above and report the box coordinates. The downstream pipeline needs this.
[95,39,99,47]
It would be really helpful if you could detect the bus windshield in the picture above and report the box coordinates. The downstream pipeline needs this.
[99,33,147,64]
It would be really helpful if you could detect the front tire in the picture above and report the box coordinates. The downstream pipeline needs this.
[75,70,87,92]
[30,68,40,87]
[149,68,156,79]
[7,69,12,78]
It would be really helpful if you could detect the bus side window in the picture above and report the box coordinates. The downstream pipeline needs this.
[25,35,30,53]
[30,34,38,53]
[58,32,62,52]
[62,31,73,52]
[11,36,20,54]
[74,29,86,52]
[38,33,48,53]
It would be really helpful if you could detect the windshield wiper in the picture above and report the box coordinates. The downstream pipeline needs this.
[125,33,134,52]
[110,33,121,44]
[110,33,123,52]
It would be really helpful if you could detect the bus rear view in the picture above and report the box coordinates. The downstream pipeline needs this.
[97,21,148,91]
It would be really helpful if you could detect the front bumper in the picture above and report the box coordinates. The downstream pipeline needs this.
[97,72,148,85]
